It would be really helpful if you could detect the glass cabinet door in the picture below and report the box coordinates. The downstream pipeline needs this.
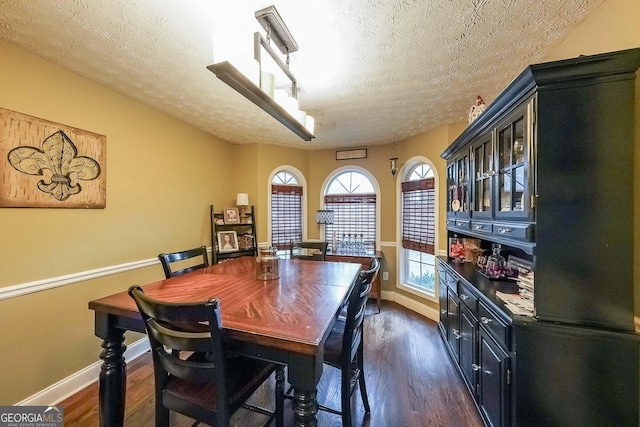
[455,150,471,218]
[447,161,457,218]
[495,100,534,220]
[472,135,494,219]
[446,149,471,218]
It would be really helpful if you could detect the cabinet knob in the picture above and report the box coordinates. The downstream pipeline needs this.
[480,316,492,324]
[489,170,496,176]
[497,227,512,234]
[459,294,469,300]
[451,329,461,339]
[472,363,481,372]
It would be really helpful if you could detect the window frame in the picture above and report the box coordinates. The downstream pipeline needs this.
[320,166,381,251]
[397,157,440,302]
[268,166,307,247]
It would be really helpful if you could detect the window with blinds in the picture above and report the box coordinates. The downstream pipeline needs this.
[271,184,303,250]
[401,178,435,254]
[324,193,376,251]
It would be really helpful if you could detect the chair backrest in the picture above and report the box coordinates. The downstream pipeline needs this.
[342,257,380,362]
[128,286,230,419]
[289,241,329,261]
[158,245,208,279]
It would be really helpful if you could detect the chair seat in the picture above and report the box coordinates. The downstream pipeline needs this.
[323,317,345,365]
[164,353,278,412]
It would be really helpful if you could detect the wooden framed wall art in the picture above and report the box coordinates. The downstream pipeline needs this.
[0,108,106,208]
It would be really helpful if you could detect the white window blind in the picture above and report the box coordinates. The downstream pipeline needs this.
[324,193,376,251]
[271,184,303,250]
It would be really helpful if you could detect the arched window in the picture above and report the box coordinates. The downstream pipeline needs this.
[323,170,377,252]
[400,161,436,295]
[271,170,303,249]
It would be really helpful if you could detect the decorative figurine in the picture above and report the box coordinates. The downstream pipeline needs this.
[468,95,486,123]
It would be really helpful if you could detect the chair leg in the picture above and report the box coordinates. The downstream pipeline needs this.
[341,365,353,427]
[357,343,371,413]
[156,400,169,427]
[275,366,285,427]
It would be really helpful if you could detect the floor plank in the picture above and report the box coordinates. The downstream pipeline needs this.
[60,301,483,426]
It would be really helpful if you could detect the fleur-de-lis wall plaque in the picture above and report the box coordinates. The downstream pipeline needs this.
[0,108,106,208]
[8,130,101,201]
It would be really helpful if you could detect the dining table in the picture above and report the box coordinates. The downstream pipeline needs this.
[88,256,361,427]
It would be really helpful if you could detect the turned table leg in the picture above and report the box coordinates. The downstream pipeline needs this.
[94,312,127,427]
[293,388,318,427]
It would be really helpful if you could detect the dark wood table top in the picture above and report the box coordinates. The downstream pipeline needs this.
[89,256,361,356]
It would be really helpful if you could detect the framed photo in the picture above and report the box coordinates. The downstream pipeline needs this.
[217,231,239,252]
[223,207,240,224]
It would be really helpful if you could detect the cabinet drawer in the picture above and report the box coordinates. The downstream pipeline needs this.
[438,262,458,290]
[470,220,493,234]
[443,273,458,290]
[458,281,478,314]
[454,219,470,230]
[479,302,511,349]
[492,222,534,242]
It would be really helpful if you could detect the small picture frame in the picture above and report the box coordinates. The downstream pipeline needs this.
[223,207,240,224]
[217,231,239,252]
[507,255,533,274]
[335,148,367,160]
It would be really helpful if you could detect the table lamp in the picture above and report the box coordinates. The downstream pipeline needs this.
[236,193,249,222]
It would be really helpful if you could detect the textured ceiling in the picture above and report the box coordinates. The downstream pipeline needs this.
[0,0,604,149]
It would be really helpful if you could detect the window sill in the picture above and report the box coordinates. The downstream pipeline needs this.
[397,282,438,303]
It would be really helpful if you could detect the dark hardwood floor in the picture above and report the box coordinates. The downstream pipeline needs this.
[61,301,483,426]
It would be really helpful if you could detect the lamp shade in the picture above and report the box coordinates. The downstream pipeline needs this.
[237,193,249,206]
[316,209,334,224]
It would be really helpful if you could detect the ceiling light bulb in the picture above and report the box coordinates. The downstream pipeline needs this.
[274,89,288,105]
[305,115,315,134]
[297,110,307,124]
[282,95,298,118]
[260,71,275,98]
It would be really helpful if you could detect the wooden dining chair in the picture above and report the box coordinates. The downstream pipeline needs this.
[158,245,208,279]
[289,241,329,261]
[321,257,380,427]
[128,286,284,427]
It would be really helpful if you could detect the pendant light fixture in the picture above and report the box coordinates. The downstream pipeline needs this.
[207,6,315,141]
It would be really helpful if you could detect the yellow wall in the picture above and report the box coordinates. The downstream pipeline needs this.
[0,40,237,403]
[541,0,640,316]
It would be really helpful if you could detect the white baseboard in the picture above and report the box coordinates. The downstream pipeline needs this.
[380,290,440,322]
[17,338,150,406]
